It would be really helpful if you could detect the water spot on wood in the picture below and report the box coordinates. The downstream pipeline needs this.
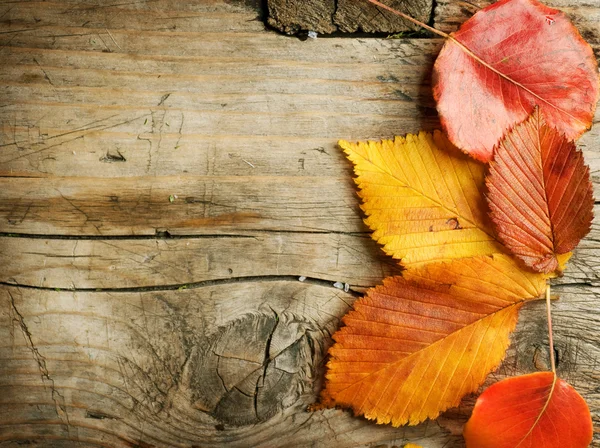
[186,312,321,426]
[19,73,43,84]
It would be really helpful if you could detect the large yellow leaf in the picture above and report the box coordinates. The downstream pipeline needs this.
[320,254,548,426]
[340,131,505,266]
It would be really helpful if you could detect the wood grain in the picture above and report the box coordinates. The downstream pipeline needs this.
[0,283,462,447]
[334,0,431,33]
[1,0,599,447]
[0,234,401,290]
[265,0,432,34]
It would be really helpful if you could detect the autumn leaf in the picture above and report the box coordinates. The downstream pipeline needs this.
[463,372,593,448]
[486,108,594,273]
[433,0,599,162]
[320,255,547,426]
[339,131,504,267]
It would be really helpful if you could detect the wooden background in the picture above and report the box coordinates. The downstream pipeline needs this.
[0,0,599,446]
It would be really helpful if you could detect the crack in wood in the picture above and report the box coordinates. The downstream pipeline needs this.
[0,229,370,240]
[7,290,74,438]
[254,307,280,418]
[0,275,364,296]
[188,312,323,426]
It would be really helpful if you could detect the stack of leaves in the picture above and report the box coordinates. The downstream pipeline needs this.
[317,0,599,446]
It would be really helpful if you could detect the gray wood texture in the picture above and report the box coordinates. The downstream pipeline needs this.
[266,0,432,34]
[1,0,599,447]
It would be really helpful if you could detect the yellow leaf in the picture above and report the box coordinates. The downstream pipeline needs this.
[340,131,505,266]
[555,251,572,275]
[320,254,548,426]
[404,444,424,448]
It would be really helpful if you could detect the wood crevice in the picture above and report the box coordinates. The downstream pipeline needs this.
[0,276,364,296]
[0,229,371,239]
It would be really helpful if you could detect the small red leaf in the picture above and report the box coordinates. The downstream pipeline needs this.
[463,372,593,448]
[486,109,594,273]
[433,0,599,162]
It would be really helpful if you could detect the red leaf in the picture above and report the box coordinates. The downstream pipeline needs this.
[463,372,593,448]
[433,0,599,162]
[486,109,594,273]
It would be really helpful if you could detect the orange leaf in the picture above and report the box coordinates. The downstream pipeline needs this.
[433,0,599,162]
[486,109,594,273]
[320,255,547,426]
[340,131,504,267]
[463,372,593,448]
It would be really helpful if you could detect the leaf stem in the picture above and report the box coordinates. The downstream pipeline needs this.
[365,1,494,75]
[366,0,450,39]
[546,284,556,374]
[365,0,587,127]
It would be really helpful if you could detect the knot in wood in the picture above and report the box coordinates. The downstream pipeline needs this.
[187,312,321,426]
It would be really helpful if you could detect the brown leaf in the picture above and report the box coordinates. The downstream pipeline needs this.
[486,108,594,273]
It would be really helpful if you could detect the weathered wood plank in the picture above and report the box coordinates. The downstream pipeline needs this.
[1,232,597,290]
[0,25,440,61]
[2,0,600,446]
[0,234,401,290]
[0,175,367,235]
[0,43,438,78]
[266,0,432,34]
[0,283,461,447]
[0,102,435,145]
[1,176,599,237]
[1,281,597,447]
[0,0,265,34]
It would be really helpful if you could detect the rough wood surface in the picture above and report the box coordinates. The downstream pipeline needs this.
[266,0,432,34]
[334,0,431,33]
[267,0,337,34]
[1,0,599,447]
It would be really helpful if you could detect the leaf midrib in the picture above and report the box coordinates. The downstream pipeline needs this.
[448,35,586,127]
[331,299,526,397]
[514,373,557,447]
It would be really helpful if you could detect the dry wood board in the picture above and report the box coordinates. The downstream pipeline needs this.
[1,1,599,447]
